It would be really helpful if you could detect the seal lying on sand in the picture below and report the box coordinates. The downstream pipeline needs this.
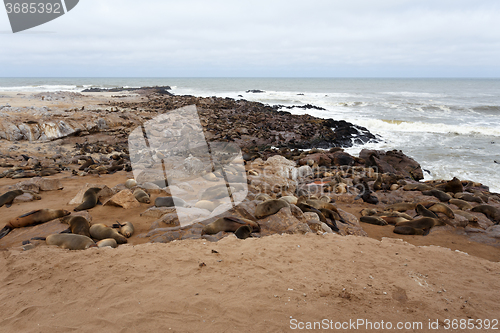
[74,188,102,211]
[46,234,96,250]
[0,209,71,240]
[202,216,260,238]
[0,190,24,208]
[112,221,135,238]
[394,217,443,236]
[60,215,91,237]
[90,224,127,244]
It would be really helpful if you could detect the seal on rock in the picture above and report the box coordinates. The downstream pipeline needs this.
[454,192,482,204]
[255,199,290,219]
[386,202,417,212]
[0,190,24,208]
[0,209,71,239]
[428,203,455,219]
[89,224,128,244]
[125,179,137,189]
[415,204,438,219]
[74,187,102,211]
[471,205,500,224]
[46,233,96,250]
[155,196,187,208]
[449,198,473,211]
[393,226,425,235]
[255,193,272,201]
[422,189,452,202]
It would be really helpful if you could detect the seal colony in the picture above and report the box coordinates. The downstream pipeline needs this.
[0,91,499,254]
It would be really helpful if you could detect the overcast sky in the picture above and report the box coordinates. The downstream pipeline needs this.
[1,0,499,77]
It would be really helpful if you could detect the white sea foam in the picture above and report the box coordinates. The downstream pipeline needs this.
[345,118,500,137]
[0,85,82,92]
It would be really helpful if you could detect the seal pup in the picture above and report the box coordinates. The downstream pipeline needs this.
[449,198,473,211]
[234,225,253,239]
[96,238,118,248]
[471,205,500,224]
[125,179,137,189]
[360,216,388,226]
[112,221,135,238]
[428,203,455,219]
[0,209,71,239]
[202,217,260,235]
[60,215,91,237]
[403,183,433,191]
[0,190,24,208]
[155,196,187,208]
[441,177,463,194]
[133,189,150,204]
[89,224,127,244]
[74,187,102,211]
[46,234,96,250]
[255,199,289,219]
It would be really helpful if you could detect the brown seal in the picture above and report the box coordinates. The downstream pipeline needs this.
[403,183,433,191]
[428,203,455,219]
[234,225,253,239]
[255,199,290,219]
[0,209,71,239]
[133,189,150,204]
[255,193,272,201]
[415,204,438,219]
[471,205,500,224]
[46,233,96,250]
[74,187,102,211]
[113,221,134,238]
[393,226,425,235]
[379,216,411,225]
[155,196,187,207]
[96,238,118,248]
[0,190,24,208]
[202,216,260,235]
[439,177,464,194]
[454,192,483,204]
[394,217,443,235]
[386,202,417,212]
[422,189,452,202]
[61,215,91,237]
[89,224,127,244]
[360,216,388,226]
[449,198,473,211]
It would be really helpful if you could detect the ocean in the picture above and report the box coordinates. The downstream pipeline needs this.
[1,77,499,192]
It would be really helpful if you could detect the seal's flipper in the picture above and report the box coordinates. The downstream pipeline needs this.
[60,228,71,234]
[18,210,42,218]
[235,225,252,239]
[0,226,12,239]
[22,240,31,245]
[31,237,46,241]
[325,221,340,233]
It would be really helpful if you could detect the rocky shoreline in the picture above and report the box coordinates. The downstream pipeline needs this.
[0,89,499,261]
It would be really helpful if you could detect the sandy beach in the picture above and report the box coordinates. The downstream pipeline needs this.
[1,90,500,332]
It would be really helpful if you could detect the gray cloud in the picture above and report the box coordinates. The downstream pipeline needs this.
[1,0,499,76]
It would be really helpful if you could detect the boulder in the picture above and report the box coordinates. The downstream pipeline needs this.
[360,149,423,181]
[103,189,140,209]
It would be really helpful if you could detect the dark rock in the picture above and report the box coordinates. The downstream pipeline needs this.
[360,149,424,181]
